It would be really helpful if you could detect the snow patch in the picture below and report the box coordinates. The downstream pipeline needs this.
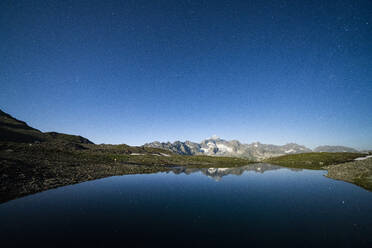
[207,142,217,147]
[216,143,233,153]
[354,155,372,161]
[285,149,296,154]
[207,168,217,173]
[201,147,210,153]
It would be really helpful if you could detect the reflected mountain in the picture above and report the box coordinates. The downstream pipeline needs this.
[168,163,302,181]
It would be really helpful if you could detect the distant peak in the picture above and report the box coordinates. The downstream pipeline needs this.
[210,135,220,140]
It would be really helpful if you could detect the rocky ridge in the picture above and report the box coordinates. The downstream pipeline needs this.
[144,136,360,160]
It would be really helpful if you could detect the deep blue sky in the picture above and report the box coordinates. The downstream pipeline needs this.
[1,0,371,149]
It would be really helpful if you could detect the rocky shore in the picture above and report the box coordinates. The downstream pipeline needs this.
[325,157,372,191]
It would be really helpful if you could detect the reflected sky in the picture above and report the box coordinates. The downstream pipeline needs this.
[1,165,372,247]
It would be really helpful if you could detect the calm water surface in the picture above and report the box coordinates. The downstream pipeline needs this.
[1,164,372,247]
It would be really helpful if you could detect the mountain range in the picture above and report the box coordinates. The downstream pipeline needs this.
[144,136,359,160]
[0,109,360,160]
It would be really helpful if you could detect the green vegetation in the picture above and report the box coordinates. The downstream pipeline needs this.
[45,132,93,144]
[76,149,252,167]
[265,152,372,191]
[0,141,253,170]
[264,152,363,170]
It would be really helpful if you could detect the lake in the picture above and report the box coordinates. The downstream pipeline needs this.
[1,164,372,247]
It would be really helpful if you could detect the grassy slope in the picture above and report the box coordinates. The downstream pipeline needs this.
[264,152,363,170]
[265,152,372,191]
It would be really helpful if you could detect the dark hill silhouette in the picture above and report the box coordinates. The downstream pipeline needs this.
[0,109,93,144]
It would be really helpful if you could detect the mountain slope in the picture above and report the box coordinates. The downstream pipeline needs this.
[0,109,93,144]
[314,145,358,153]
[0,109,46,142]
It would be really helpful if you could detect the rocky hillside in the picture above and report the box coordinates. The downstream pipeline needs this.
[145,136,313,160]
[313,145,359,153]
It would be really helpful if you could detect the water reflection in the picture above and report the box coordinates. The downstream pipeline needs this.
[168,163,302,181]
[2,163,372,247]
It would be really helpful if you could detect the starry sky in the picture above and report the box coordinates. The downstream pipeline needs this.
[1,0,371,149]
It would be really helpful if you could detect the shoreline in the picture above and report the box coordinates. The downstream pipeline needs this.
[2,156,372,205]
[0,141,252,204]
[324,157,372,192]
[1,139,371,204]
